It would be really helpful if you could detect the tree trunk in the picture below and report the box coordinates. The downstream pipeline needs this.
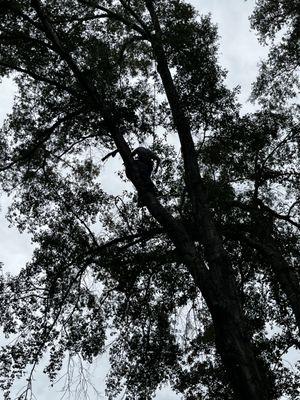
[188,255,274,400]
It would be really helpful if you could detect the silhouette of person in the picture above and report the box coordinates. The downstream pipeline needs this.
[131,147,160,207]
[102,146,160,207]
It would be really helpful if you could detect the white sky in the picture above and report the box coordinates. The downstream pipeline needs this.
[0,1,270,399]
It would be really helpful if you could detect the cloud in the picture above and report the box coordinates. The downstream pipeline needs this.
[0,77,16,122]
[0,196,33,275]
[191,0,268,109]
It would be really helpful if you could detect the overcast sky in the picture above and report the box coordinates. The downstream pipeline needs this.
[0,1,269,399]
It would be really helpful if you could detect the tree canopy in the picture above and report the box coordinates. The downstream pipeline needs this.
[0,0,299,399]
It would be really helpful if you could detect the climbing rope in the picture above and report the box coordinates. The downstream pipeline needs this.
[152,61,158,144]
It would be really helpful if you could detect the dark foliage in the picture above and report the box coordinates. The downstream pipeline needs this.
[0,1,299,399]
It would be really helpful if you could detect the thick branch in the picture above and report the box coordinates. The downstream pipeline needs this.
[106,123,203,268]
[144,0,230,269]
[118,0,151,34]
[31,0,99,104]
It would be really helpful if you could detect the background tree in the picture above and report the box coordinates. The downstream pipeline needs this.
[0,1,299,399]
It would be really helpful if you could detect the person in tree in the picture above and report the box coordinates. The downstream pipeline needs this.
[132,146,160,180]
[102,146,160,206]
[132,146,160,206]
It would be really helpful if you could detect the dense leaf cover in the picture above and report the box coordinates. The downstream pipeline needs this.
[250,0,300,105]
[0,1,299,399]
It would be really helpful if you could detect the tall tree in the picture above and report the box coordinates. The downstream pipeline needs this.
[0,1,299,399]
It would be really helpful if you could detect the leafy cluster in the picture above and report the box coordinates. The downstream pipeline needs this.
[250,0,300,105]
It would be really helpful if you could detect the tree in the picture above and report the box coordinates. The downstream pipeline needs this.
[0,1,299,399]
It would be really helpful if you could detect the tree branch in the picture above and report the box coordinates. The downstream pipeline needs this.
[229,199,300,230]
[257,199,300,229]
[0,108,86,172]
[31,0,99,104]
[118,0,151,35]
[0,60,79,96]
[77,0,149,38]
[0,29,53,51]
[144,0,230,273]
[261,125,299,168]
